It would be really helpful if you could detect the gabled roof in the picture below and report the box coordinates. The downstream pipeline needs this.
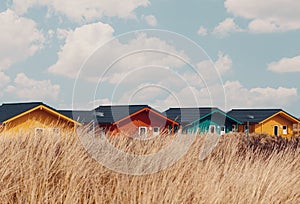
[0,102,80,125]
[227,109,300,124]
[163,107,220,125]
[94,105,178,125]
[58,110,95,124]
[94,105,150,124]
[191,109,242,125]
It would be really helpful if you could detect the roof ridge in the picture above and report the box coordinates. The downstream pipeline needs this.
[2,101,44,105]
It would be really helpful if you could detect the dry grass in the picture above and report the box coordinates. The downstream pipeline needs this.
[1,131,300,203]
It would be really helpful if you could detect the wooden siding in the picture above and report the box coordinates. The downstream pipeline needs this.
[255,114,295,138]
[107,109,178,136]
[2,109,76,135]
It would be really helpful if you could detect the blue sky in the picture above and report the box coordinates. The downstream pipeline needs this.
[0,0,299,116]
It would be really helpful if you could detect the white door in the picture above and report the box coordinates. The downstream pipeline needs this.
[220,126,226,135]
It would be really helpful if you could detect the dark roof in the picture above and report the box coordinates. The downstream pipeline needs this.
[0,102,61,123]
[227,109,284,123]
[58,110,95,124]
[163,107,221,125]
[94,105,155,124]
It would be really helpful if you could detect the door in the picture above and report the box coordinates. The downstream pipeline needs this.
[274,125,279,136]
[209,125,216,134]
[220,126,226,135]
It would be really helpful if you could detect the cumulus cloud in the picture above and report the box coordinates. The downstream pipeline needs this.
[212,18,243,37]
[224,81,298,109]
[5,73,60,101]
[49,23,188,84]
[0,9,44,70]
[197,26,208,36]
[194,51,233,83]
[12,0,149,22]
[268,55,300,73]
[0,72,10,87]
[215,52,233,75]
[143,15,157,26]
[0,72,10,96]
[225,0,300,32]
[48,22,115,78]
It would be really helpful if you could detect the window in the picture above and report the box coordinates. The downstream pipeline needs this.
[283,125,288,135]
[139,126,147,137]
[232,124,236,132]
[153,127,160,136]
[209,125,216,134]
[52,128,60,136]
[35,128,44,136]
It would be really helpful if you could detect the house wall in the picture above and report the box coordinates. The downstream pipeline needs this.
[108,110,177,136]
[188,118,239,134]
[238,124,256,133]
[254,114,295,138]
[2,109,75,136]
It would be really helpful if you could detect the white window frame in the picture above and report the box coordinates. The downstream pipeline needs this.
[139,126,147,137]
[35,128,44,136]
[283,125,288,135]
[153,127,160,136]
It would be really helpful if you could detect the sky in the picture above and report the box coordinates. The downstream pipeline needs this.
[0,0,300,116]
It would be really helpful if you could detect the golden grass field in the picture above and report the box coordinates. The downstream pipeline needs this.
[1,131,300,203]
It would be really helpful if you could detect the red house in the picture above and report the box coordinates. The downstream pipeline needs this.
[94,105,179,137]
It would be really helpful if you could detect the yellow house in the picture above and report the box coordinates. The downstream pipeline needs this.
[227,109,300,138]
[0,102,81,136]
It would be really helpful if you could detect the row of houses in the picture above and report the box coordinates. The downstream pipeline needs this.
[0,102,300,138]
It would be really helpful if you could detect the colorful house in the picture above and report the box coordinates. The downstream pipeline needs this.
[0,102,81,136]
[227,109,300,138]
[93,105,179,136]
[164,108,241,135]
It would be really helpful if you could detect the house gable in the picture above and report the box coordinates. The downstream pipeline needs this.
[0,102,81,126]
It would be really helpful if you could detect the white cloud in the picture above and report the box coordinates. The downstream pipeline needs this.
[12,0,149,22]
[0,9,44,70]
[49,24,188,84]
[5,73,60,101]
[193,51,232,84]
[48,22,115,78]
[197,26,208,36]
[0,72,10,87]
[0,72,10,96]
[215,52,233,75]
[212,18,243,37]
[56,28,70,40]
[268,55,300,73]
[224,81,298,109]
[225,0,300,32]
[143,15,157,27]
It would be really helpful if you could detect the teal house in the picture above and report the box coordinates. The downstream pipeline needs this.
[164,108,242,135]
